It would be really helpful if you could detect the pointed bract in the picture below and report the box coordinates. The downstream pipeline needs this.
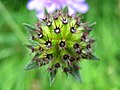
[24,60,39,70]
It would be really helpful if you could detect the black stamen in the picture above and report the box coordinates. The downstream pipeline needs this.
[76,57,80,61]
[76,50,81,54]
[39,47,44,52]
[73,43,79,49]
[70,27,76,33]
[37,33,43,39]
[46,54,53,60]
[47,68,53,72]
[26,45,35,52]
[31,35,35,40]
[54,27,60,34]
[53,15,58,20]
[67,14,72,18]
[33,57,40,62]
[43,59,49,64]
[81,32,88,41]
[73,64,80,70]
[46,21,52,27]
[62,19,68,24]
[89,39,95,44]
[76,21,81,26]
[42,17,47,21]
[86,44,91,49]
[55,63,60,68]
[69,57,75,62]
[45,40,52,48]
[63,68,69,72]
[59,41,66,48]
[84,26,92,31]
[63,54,69,61]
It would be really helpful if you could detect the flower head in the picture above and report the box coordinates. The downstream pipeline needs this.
[24,6,98,85]
[27,0,89,19]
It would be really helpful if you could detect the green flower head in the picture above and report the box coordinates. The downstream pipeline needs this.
[23,7,99,85]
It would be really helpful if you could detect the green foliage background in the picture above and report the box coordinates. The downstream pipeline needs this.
[0,0,120,90]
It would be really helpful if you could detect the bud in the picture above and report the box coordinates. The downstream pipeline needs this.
[23,6,99,85]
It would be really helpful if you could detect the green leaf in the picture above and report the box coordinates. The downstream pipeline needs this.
[24,60,39,70]
[44,8,49,16]
[62,5,68,14]
[76,11,82,17]
[49,69,57,86]
[71,69,82,82]
[22,23,37,32]
[88,22,96,28]
[89,54,100,60]
[25,44,33,49]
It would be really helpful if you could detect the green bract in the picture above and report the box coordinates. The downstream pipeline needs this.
[23,7,98,85]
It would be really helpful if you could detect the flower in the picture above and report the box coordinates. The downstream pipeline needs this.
[23,7,98,85]
[27,0,89,19]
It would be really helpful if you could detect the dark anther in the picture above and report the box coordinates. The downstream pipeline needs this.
[74,16,79,20]
[76,50,81,54]
[76,21,81,26]
[63,68,69,72]
[46,21,52,27]
[84,26,92,31]
[53,15,58,20]
[39,47,44,52]
[81,54,87,59]
[86,44,91,49]
[33,57,40,62]
[43,59,49,64]
[37,33,43,39]
[54,27,60,34]
[31,47,35,53]
[62,19,68,24]
[63,54,69,61]
[76,57,80,61]
[31,35,35,40]
[42,17,47,21]
[67,14,72,18]
[89,39,95,44]
[26,45,35,52]
[59,41,66,47]
[35,22,40,27]
[55,63,60,68]
[81,32,88,41]
[47,68,53,72]
[73,43,79,49]
[69,57,75,62]
[45,40,52,48]
[83,32,89,37]
[70,27,76,33]
[73,64,80,70]
[38,27,42,32]
[46,54,53,60]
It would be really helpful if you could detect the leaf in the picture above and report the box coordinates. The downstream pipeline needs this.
[24,60,39,70]
[49,69,57,86]
[88,22,96,28]
[89,54,100,60]
[70,69,82,82]
[62,5,68,14]
[76,11,82,17]
[44,8,49,16]
[25,44,33,49]
[22,23,37,32]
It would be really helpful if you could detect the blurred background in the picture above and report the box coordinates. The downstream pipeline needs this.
[0,0,120,90]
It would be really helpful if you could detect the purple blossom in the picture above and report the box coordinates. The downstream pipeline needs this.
[27,0,89,19]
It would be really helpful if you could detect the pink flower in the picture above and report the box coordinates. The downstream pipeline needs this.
[27,0,89,19]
